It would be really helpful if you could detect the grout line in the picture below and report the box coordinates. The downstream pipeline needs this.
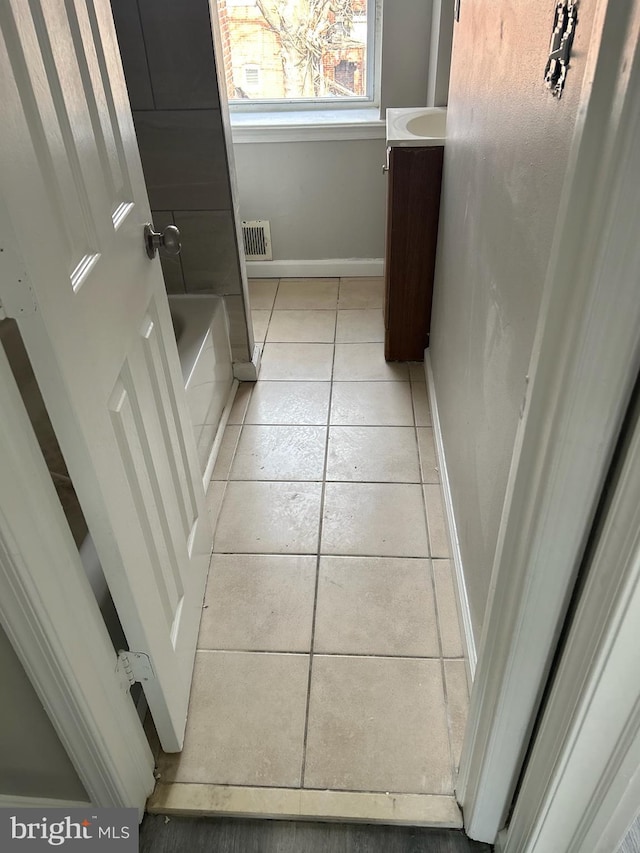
[155,780,458,797]
[206,479,230,560]
[254,378,411,383]
[299,334,336,788]
[236,423,416,429]
[430,559,444,661]
[208,550,434,561]
[222,477,423,485]
[213,552,430,560]
[262,278,278,345]
[412,417,424,486]
[428,545,459,790]
[409,374,433,561]
[440,657,458,786]
[195,648,462,661]
[422,483,433,560]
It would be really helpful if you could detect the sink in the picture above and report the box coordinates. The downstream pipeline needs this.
[405,112,447,138]
[386,107,447,148]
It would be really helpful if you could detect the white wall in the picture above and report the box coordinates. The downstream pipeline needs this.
[232,1,435,266]
[379,0,433,112]
[426,0,454,107]
[234,138,387,262]
[429,0,597,639]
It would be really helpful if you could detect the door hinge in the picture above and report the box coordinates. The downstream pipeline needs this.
[544,1,578,99]
[116,650,155,693]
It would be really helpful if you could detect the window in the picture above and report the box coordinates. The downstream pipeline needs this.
[217,0,376,108]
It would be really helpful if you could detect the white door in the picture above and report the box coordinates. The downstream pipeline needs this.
[0,0,211,752]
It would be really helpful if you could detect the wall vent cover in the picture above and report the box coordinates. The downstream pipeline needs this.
[242,220,272,261]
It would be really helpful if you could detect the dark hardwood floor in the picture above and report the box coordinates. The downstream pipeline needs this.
[139,815,493,852]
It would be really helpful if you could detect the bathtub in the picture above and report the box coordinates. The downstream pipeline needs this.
[168,294,235,485]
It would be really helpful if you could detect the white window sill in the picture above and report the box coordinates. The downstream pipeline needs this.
[229,108,385,143]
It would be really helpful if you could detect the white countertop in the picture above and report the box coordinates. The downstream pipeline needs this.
[386,107,447,147]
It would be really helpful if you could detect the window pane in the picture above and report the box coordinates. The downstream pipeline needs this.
[218,0,368,102]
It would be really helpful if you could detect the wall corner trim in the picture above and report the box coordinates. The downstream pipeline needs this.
[233,344,262,382]
[425,350,477,682]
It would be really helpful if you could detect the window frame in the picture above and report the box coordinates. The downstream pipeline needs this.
[226,0,381,114]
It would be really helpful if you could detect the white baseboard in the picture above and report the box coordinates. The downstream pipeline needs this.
[425,350,477,683]
[245,258,384,278]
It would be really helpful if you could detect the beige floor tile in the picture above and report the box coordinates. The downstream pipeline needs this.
[326,426,420,482]
[335,309,384,343]
[260,343,334,381]
[245,381,331,425]
[417,427,439,483]
[158,651,309,786]
[251,310,271,343]
[314,556,439,656]
[304,656,452,794]
[266,309,336,343]
[214,481,322,554]
[211,425,241,480]
[199,554,316,652]
[433,560,464,658]
[330,381,414,426]
[230,425,326,480]
[227,382,253,425]
[338,277,385,309]
[333,343,409,382]
[444,659,469,772]
[274,278,339,310]
[321,482,429,557]
[412,382,432,426]
[424,484,450,557]
[249,279,279,310]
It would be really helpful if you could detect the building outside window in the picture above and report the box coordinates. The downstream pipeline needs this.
[217,0,372,106]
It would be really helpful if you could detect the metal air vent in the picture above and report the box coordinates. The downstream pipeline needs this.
[242,220,272,261]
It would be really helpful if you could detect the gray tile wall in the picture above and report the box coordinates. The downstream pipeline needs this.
[110,0,250,357]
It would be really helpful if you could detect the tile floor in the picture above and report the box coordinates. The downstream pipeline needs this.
[151,277,469,825]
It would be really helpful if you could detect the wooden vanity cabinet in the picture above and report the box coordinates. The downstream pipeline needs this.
[384,145,444,361]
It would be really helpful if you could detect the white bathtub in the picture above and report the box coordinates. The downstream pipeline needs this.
[168,295,235,484]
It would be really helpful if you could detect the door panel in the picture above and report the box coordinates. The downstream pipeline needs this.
[0,0,212,751]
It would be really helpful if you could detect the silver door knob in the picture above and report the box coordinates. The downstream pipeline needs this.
[144,223,181,259]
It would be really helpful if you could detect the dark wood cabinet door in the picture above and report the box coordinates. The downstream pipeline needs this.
[384,146,444,361]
